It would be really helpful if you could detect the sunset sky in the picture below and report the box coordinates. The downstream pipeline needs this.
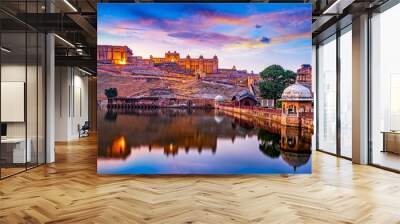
[98,3,312,73]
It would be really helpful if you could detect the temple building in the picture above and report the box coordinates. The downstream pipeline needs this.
[280,83,313,127]
[97,45,133,65]
[231,90,258,107]
[296,64,312,89]
[149,51,218,74]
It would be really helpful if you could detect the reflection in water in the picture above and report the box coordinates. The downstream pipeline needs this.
[280,151,311,172]
[258,130,281,159]
[105,136,129,159]
[104,110,117,121]
[97,108,312,174]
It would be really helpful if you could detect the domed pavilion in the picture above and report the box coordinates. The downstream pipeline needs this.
[281,83,313,115]
[280,83,313,127]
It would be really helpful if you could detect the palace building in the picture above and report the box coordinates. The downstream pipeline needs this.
[149,51,219,74]
[97,45,133,65]
[296,64,312,89]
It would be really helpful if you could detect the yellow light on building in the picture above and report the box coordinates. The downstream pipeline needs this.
[111,136,126,155]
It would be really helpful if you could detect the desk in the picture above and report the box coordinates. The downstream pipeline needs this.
[1,138,31,163]
[382,131,400,154]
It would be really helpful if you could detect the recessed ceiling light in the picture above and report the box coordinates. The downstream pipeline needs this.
[78,67,93,76]
[1,47,11,53]
[323,0,343,15]
[54,34,75,48]
[63,0,78,12]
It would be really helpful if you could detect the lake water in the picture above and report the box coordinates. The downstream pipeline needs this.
[97,109,312,174]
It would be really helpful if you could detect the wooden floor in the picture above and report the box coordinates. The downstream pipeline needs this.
[1,135,400,224]
[1,167,26,178]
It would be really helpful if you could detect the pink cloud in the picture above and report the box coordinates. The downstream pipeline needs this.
[99,8,310,51]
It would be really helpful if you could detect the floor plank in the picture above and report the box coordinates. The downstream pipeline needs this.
[0,135,400,224]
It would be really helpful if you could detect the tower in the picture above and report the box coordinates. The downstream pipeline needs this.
[296,64,312,89]
[165,51,180,62]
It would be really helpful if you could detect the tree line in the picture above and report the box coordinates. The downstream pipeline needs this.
[258,65,296,107]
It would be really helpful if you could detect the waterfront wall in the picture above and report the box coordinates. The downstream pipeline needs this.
[107,97,215,109]
[215,104,313,130]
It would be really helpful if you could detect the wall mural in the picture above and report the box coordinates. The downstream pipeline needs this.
[97,3,313,174]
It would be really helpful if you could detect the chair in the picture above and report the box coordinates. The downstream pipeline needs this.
[78,121,90,138]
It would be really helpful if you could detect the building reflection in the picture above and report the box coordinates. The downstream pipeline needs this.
[98,109,312,170]
[278,126,312,171]
[101,136,130,159]
[280,151,311,172]
[104,110,117,121]
[258,129,281,158]
[147,136,218,156]
[279,126,312,153]
[258,127,311,171]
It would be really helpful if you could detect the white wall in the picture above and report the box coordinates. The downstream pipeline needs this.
[1,63,46,164]
[1,65,26,129]
[55,67,89,141]
[1,65,28,138]
[55,67,69,141]
[312,45,317,151]
[71,72,89,138]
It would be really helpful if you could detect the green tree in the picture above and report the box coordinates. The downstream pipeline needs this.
[104,88,118,99]
[259,65,296,100]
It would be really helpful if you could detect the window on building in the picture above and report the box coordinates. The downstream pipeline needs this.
[288,105,296,114]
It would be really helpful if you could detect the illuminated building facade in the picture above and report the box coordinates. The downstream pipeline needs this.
[281,83,313,115]
[97,45,133,65]
[296,64,312,89]
[279,83,313,128]
[150,51,218,74]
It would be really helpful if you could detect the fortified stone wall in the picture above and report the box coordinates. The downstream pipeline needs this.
[215,104,313,130]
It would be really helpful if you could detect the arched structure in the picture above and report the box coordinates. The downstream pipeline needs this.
[281,83,313,115]
[231,90,257,107]
[280,83,313,127]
